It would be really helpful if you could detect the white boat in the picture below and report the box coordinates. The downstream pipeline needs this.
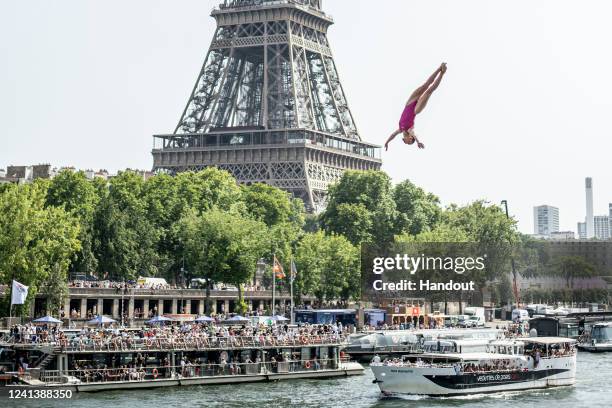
[578,322,612,352]
[371,337,576,396]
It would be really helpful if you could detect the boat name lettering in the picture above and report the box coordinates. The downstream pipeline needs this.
[476,374,511,382]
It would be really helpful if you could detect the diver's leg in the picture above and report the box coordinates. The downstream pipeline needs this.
[407,64,444,103]
[415,68,445,114]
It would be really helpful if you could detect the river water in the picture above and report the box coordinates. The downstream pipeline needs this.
[11,352,612,408]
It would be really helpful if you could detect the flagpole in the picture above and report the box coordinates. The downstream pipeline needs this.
[8,280,13,324]
[290,259,294,325]
[272,254,276,317]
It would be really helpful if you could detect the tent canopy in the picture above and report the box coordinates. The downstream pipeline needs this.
[224,315,249,322]
[33,315,62,324]
[146,316,174,324]
[87,315,116,325]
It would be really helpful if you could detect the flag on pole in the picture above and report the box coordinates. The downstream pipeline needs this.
[290,259,298,283]
[273,256,285,279]
[11,280,29,305]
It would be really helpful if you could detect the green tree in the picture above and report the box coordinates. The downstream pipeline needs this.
[241,183,293,226]
[393,179,441,235]
[177,209,268,314]
[46,169,102,274]
[548,256,596,289]
[321,170,398,246]
[294,231,360,303]
[143,168,244,282]
[442,201,519,282]
[294,232,326,300]
[95,171,161,280]
[0,182,80,316]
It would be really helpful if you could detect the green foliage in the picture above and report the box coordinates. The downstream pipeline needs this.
[46,169,101,273]
[0,182,80,315]
[176,208,268,312]
[393,179,441,235]
[95,171,161,280]
[294,231,360,302]
[548,256,596,289]
[321,171,397,246]
[1,165,532,314]
[441,201,519,285]
[241,183,293,226]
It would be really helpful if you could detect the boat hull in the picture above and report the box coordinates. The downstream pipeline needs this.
[24,363,364,393]
[577,344,612,352]
[371,356,576,396]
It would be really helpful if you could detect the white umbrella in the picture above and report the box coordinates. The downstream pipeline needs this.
[146,316,174,325]
[33,315,62,324]
[87,315,117,325]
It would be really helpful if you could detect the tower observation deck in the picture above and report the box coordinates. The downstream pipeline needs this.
[152,0,382,212]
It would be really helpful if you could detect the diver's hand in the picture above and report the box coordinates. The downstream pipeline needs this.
[417,142,425,149]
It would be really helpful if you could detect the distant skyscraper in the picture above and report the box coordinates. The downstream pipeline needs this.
[577,222,587,239]
[609,203,612,237]
[586,177,594,238]
[533,205,560,236]
[594,215,610,240]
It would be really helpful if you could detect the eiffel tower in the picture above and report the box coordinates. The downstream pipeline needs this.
[152,0,382,212]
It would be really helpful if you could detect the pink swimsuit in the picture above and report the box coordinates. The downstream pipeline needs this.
[399,99,418,131]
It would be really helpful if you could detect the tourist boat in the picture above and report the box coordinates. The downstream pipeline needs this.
[370,337,576,396]
[577,322,612,352]
[0,330,363,392]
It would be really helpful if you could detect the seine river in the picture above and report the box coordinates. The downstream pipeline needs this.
[10,352,612,408]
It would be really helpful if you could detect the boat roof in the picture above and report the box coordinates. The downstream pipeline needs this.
[593,322,612,327]
[489,339,525,346]
[425,339,491,345]
[522,337,576,344]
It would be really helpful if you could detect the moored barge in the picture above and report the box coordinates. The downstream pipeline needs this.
[0,327,363,392]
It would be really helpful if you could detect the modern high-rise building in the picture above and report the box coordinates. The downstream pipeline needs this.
[594,215,610,240]
[609,203,612,237]
[577,222,587,239]
[533,205,560,236]
[586,177,594,238]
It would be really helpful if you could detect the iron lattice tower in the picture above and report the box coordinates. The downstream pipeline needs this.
[152,0,381,212]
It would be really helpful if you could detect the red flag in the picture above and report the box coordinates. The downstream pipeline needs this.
[273,256,285,279]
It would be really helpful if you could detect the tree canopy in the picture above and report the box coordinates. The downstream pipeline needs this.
[0,167,531,311]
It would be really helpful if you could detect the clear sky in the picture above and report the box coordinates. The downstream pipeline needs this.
[1,0,611,234]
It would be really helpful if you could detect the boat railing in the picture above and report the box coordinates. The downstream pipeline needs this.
[40,358,344,384]
[10,334,348,352]
[376,361,524,372]
[39,369,62,383]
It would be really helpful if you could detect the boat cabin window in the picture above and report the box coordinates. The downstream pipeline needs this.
[592,326,612,341]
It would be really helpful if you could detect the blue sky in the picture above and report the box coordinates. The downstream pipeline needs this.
[1,0,611,233]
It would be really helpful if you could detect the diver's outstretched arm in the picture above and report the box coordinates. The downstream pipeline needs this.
[407,64,445,103]
[414,135,425,149]
[384,129,402,151]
